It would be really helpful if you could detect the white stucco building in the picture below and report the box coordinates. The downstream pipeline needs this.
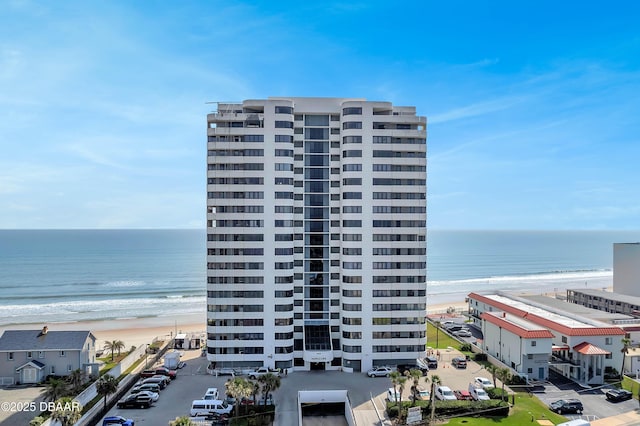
[469,292,625,385]
[614,242,640,297]
[206,97,427,373]
[481,311,554,381]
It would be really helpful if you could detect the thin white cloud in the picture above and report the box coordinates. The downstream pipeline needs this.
[428,96,526,124]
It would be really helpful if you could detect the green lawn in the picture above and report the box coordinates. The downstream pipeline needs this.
[445,392,568,425]
[426,321,460,350]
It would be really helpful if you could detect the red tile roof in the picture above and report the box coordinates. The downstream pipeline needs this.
[481,312,555,339]
[469,293,625,336]
[573,341,611,355]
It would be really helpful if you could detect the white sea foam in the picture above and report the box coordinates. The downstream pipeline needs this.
[0,296,206,326]
[105,280,145,287]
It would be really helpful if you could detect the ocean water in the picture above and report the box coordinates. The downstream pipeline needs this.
[1,229,640,325]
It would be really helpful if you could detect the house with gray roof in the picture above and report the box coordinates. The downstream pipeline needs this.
[0,327,98,385]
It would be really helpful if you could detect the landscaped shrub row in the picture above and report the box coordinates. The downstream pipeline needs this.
[386,400,509,419]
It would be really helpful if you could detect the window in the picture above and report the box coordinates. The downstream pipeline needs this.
[342,150,362,158]
[275,106,293,114]
[342,164,362,172]
[275,135,293,143]
[342,192,362,200]
[342,178,362,186]
[342,107,362,115]
[38,351,45,359]
[7,352,13,361]
[527,354,533,359]
[343,121,362,130]
[561,336,567,343]
[60,351,66,357]
[68,364,73,372]
[305,115,329,126]
[531,341,536,347]
[27,351,32,358]
[343,136,362,144]
[275,121,293,128]
[605,337,612,345]
[275,163,293,171]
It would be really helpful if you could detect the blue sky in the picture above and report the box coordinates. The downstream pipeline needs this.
[1,1,639,229]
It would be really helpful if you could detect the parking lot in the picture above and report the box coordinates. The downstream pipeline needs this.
[531,371,639,422]
[95,343,639,426]
[98,346,494,426]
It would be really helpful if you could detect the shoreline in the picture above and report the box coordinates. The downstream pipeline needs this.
[0,284,615,349]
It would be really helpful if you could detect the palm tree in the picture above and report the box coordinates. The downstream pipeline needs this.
[104,340,126,361]
[44,378,69,402]
[258,373,281,405]
[406,369,423,406]
[67,369,86,394]
[621,338,632,378]
[496,368,511,401]
[169,416,195,426]
[225,377,253,418]
[249,379,261,404]
[50,397,82,426]
[389,371,401,405]
[95,375,119,412]
[486,364,499,388]
[397,375,407,421]
[429,374,441,424]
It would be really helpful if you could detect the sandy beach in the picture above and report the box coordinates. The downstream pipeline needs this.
[0,313,207,351]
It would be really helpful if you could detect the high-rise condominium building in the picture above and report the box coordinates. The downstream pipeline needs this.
[206,97,427,373]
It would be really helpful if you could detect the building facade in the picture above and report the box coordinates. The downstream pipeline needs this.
[206,97,427,372]
[0,328,97,385]
[613,242,640,297]
[481,311,554,381]
[468,292,625,385]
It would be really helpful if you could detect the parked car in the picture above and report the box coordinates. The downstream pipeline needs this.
[435,386,457,401]
[131,383,161,395]
[423,356,438,369]
[468,383,490,401]
[248,367,281,379]
[397,363,428,375]
[453,390,473,400]
[445,324,467,332]
[141,375,169,389]
[453,329,472,338]
[474,377,494,389]
[410,386,430,401]
[204,387,219,400]
[117,394,153,409]
[131,390,159,402]
[140,367,175,379]
[386,387,401,402]
[367,366,393,377]
[153,366,177,379]
[605,389,633,402]
[451,357,467,369]
[103,416,134,426]
[215,368,237,376]
[549,399,583,414]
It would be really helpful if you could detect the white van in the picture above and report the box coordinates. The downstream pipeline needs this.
[190,399,233,417]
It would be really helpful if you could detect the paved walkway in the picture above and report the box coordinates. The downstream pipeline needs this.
[591,409,640,426]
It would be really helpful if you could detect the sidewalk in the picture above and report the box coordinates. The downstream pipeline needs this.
[591,409,640,426]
